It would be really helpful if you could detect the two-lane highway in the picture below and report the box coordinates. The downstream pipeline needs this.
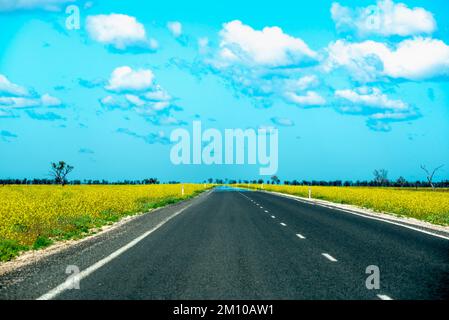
[1,187,448,300]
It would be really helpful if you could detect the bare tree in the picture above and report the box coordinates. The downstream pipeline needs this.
[50,161,74,186]
[396,176,407,187]
[373,169,389,186]
[420,164,444,189]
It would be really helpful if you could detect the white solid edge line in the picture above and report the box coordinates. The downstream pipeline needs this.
[37,198,200,300]
[377,294,393,300]
[267,191,449,241]
[280,222,287,226]
[296,233,306,239]
[321,253,338,262]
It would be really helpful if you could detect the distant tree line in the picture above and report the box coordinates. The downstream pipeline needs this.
[0,178,165,185]
[219,179,449,188]
[2,178,449,188]
[204,167,449,188]
[1,161,447,188]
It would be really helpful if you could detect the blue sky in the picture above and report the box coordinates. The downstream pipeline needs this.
[1,0,449,182]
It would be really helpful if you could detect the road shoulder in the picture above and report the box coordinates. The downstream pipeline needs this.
[0,189,212,299]
[255,189,449,240]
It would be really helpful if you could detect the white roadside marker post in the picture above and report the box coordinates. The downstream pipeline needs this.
[182,185,184,196]
[308,188,312,199]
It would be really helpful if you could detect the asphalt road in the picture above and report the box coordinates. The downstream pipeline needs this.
[1,187,448,300]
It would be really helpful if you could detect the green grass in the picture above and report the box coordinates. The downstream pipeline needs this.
[0,239,28,262]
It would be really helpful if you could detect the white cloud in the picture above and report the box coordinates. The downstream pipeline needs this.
[326,38,449,81]
[216,20,317,67]
[271,117,295,127]
[0,97,38,108]
[284,91,326,106]
[143,87,172,101]
[0,0,75,12]
[151,101,171,111]
[198,21,321,109]
[0,94,61,109]
[334,87,418,131]
[41,93,61,107]
[198,37,209,54]
[331,0,436,37]
[86,14,158,50]
[125,94,145,106]
[285,75,319,91]
[100,95,128,109]
[0,74,62,111]
[167,21,182,37]
[0,74,28,96]
[106,66,155,92]
[335,87,408,110]
[101,67,182,125]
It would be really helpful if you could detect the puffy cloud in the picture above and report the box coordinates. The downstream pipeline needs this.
[0,74,62,113]
[0,74,28,96]
[167,21,182,37]
[335,87,407,110]
[271,117,295,127]
[284,75,319,92]
[295,75,319,90]
[334,86,418,131]
[100,67,183,126]
[331,0,436,37]
[0,0,75,12]
[196,21,320,109]
[41,93,62,107]
[326,38,449,82]
[99,95,128,110]
[86,14,158,51]
[106,66,155,92]
[198,37,209,54]
[215,20,317,68]
[284,91,326,107]
[143,87,172,101]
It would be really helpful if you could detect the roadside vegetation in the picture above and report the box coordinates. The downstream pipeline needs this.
[0,184,210,262]
[239,184,449,226]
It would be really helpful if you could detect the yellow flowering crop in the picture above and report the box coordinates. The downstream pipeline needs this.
[239,184,449,226]
[0,184,209,248]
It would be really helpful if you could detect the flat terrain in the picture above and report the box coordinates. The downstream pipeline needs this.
[1,188,448,300]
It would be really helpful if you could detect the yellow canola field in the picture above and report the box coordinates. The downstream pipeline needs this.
[239,184,449,226]
[0,184,208,247]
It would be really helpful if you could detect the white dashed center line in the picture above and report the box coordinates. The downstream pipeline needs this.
[264,210,269,213]
[321,253,338,262]
[271,215,276,219]
[296,233,306,239]
[280,222,287,227]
